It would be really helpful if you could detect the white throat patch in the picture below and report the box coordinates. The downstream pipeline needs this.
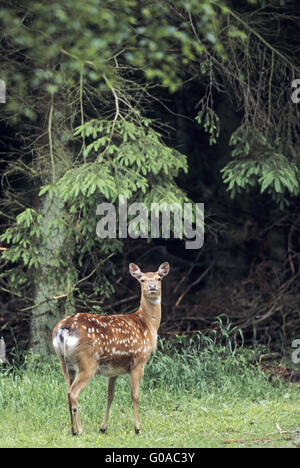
[147,296,161,305]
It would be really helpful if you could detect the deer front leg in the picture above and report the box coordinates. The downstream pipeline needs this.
[99,376,117,433]
[130,364,144,434]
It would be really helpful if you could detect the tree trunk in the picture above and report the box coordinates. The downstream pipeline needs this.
[30,144,76,355]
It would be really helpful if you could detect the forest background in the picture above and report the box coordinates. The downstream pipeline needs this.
[0,0,300,366]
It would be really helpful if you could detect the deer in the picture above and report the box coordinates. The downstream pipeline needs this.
[52,262,169,436]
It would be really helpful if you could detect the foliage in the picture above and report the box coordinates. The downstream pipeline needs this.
[191,1,300,207]
[1,0,300,357]
[1,0,211,306]
[195,106,220,146]
[1,0,224,107]
[221,127,300,208]
[2,209,42,269]
[61,118,188,201]
[0,113,189,292]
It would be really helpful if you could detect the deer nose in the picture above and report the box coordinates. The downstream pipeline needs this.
[148,282,157,291]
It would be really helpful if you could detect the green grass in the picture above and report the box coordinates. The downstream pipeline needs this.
[0,335,299,448]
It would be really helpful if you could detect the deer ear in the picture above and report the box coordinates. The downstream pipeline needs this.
[129,263,143,279]
[158,262,170,278]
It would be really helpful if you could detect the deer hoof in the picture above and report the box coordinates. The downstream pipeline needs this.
[135,428,141,435]
[99,427,107,434]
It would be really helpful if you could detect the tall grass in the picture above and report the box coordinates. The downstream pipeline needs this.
[0,316,293,404]
[146,329,289,402]
[0,318,298,447]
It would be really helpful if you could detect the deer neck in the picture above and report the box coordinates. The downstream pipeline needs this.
[140,294,162,331]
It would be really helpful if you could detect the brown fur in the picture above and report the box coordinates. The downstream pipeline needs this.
[52,262,169,435]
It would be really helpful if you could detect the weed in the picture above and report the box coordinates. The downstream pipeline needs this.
[0,327,299,447]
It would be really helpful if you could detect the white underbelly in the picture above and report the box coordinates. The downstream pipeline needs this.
[97,363,127,377]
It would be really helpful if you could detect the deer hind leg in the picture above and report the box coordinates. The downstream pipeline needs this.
[130,364,144,434]
[65,367,78,436]
[68,361,97,436]
[58,358,77,435]
[99,376,118,433]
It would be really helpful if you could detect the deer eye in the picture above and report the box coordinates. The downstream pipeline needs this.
[157,277,161,281]
[140,279,146,283]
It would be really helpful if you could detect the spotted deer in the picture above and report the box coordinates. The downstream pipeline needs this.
[52,262,169,436]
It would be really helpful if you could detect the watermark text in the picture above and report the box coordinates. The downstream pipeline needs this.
[96,196,204,249]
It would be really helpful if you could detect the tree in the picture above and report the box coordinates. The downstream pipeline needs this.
[191,1,300,207]
[0,0,222,354]
[2,0,299,355]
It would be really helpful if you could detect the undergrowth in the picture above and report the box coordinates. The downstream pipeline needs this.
[0,319,299,447]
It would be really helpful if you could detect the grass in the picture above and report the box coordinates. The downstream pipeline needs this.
[0,332,299,448]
